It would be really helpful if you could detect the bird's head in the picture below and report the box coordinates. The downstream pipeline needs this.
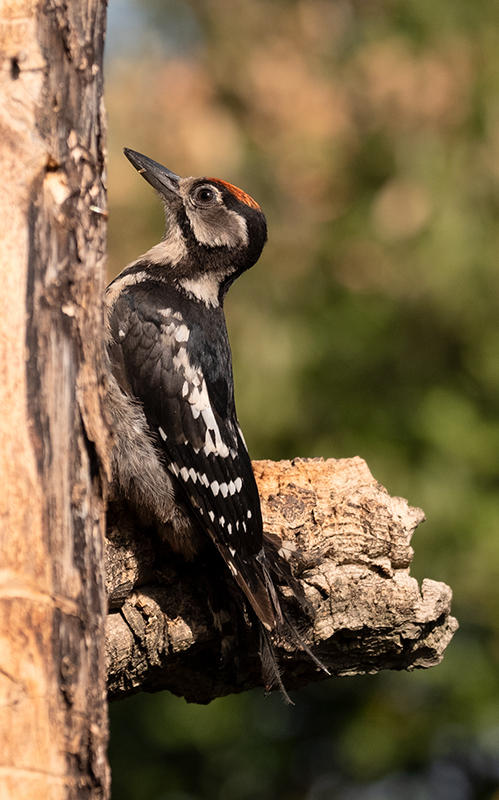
[124,148,267,305]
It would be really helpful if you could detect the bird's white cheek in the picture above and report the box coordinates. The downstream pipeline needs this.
[186,207,248,248]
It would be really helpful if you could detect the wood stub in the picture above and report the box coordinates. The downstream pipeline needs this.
[105,457,457,704]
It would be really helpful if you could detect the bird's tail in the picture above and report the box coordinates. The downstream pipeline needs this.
[259,623,293,704]
[213,530,330,700]
[256,533,331,698]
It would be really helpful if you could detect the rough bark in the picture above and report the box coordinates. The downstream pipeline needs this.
[0,2,110,798]
[106,457,458,704]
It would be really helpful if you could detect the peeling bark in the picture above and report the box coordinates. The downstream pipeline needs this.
[106,457,457,704]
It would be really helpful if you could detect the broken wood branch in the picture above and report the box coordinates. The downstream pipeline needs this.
[105,457,457,704]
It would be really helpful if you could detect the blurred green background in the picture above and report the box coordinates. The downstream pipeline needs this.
[105,1,499,797]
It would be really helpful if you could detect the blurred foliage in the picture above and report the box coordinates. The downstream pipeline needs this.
[105,0,499,797]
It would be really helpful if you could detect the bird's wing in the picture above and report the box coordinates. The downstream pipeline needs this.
[108,289,277,629]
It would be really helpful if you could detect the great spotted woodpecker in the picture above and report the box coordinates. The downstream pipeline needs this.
[106,149,327,698]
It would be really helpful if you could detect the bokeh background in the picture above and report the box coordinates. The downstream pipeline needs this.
[105,1,499,798]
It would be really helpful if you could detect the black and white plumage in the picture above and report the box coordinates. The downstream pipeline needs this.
[106,149,326,697]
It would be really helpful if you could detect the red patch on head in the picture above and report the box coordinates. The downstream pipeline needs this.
[209,179,261,211]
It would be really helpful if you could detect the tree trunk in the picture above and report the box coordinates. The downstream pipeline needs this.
[0,2,110,798]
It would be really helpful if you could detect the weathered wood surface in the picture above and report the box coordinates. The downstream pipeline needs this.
[0,1,110,797]
[106,457,457,704]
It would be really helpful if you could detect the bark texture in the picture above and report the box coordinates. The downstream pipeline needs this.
[0,2,109,797]
[106,457,458,704]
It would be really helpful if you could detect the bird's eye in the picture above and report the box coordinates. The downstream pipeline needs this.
[192,185,217,206]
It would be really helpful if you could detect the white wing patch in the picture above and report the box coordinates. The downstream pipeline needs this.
[172,473,243,500]
[159,311,235,462]
[173,355,230,458]
[174,324,190,342]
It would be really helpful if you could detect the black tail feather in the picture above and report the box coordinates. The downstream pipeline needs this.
[259,534,331,695]
[279,606,331,676]
[207,528,329,700]
[259,624,294,705]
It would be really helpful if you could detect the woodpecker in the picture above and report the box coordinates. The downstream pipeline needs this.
[106,149,326,698]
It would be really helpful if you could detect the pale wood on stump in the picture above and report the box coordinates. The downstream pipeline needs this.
[0,2,109,798]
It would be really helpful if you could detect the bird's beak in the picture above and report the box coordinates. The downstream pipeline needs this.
[124,148,181,198]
